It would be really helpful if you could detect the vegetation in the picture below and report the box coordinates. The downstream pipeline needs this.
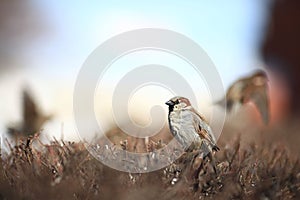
[0,131,299,200]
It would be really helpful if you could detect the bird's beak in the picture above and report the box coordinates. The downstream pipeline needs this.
[165,100,175,106]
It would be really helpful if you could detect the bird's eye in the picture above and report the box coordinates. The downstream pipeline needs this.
[174,105,178,109]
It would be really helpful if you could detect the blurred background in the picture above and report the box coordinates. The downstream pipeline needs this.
[0,1,298,148]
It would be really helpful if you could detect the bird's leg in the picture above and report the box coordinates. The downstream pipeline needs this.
[207,152,218,174]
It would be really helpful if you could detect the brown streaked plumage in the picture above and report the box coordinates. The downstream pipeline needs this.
[216,70,270,124]
[7,89,52,137]
[166,96,219,156]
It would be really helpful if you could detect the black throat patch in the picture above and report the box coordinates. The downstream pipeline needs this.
[168,105,174,115]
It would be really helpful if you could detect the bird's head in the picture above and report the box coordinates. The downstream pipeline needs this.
[165,96,191,113]
[252,70,269,86]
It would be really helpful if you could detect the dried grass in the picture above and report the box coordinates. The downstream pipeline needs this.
[0,131,299,200]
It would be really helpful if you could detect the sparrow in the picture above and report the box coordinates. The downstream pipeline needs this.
[165,96,219,156]
[7,89,52,137]
[216,70,270,124]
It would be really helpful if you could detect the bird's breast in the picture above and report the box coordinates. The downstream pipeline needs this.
[168,110,200,144]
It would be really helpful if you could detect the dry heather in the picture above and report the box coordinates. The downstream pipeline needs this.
[0,133,299,200]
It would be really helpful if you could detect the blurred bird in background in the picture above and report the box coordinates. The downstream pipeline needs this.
[7,89,52,137]
[216,70,270,124]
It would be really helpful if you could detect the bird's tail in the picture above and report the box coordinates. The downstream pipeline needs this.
[213,97,227,108]
[212,145,220,152]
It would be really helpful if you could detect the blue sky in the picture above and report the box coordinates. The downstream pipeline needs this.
[29,0,269,86]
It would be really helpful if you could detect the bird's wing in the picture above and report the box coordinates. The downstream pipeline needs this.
[215,78,247,111]
[192,109,217,146]
[244,85,270,124]
[226,79,250,110]
[23,90,38,119]
[23,89,53,135]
